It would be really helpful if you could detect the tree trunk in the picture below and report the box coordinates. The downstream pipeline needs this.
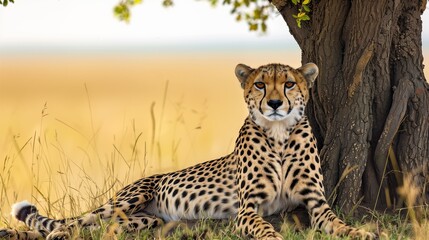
[272,0,429,212]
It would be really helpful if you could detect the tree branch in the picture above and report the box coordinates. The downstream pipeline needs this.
[271,0,311,49]
[374,79,413,183]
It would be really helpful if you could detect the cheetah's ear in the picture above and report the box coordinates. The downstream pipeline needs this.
[235,64,254,89]
[298,63,319,89]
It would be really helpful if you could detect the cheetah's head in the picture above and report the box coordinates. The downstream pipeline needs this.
[235,63,318,125]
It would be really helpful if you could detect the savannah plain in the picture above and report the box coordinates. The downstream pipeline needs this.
[0,50,298,225]
[0,49,428,239]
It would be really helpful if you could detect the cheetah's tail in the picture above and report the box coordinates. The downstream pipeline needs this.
[11,201,37,222]
[11,201,67,237]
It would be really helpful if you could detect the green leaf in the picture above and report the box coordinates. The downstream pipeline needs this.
[3,0,8,7]
[235,13,242,21]
[249,23,258,31]
[291,0,298,5]
[253,9,261,19]
[9,0,14,3]
[114,5,123,15]
[112,0,276,33]
[303,5,310,12]
[302,0,310,4]
[162,0,173,7]
[0,0,3,5]
[113,3,130,22]
[261,22,267,32]
[301,14,310,21]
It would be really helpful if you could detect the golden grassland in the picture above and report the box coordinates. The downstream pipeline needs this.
[0,50,300,225]
[0,50,428,239]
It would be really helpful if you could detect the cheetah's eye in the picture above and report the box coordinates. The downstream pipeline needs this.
[254,82,265,90]
[284,81,296,89]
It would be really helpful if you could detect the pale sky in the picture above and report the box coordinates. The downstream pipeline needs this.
[0,0,428,51]
[0,0,296,51]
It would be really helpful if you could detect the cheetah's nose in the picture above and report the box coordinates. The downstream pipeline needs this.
[267,100,283,110]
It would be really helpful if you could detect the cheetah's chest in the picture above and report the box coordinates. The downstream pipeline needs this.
[254,131,302,216]
[257,152,301,216]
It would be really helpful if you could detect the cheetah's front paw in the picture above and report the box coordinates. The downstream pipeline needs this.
[46,227,71,240]
[334,226,377,240]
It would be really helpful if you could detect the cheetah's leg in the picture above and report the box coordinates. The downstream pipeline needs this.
[111,212,164,234]
[291,175,376,239]
[234,174,282,239]
[303,193,375,238]
[284,120,375,239]
[235,206,282,240]
[46,176,161,239]
[0,229,43,240]
[46,207,164,239]
[234,134,283,239]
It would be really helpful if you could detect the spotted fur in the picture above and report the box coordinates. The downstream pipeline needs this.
[0,63,375,240]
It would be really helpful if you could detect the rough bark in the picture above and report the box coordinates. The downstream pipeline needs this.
[273,0,429,212]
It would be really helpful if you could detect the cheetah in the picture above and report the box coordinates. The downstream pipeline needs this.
[0,63,375,239]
